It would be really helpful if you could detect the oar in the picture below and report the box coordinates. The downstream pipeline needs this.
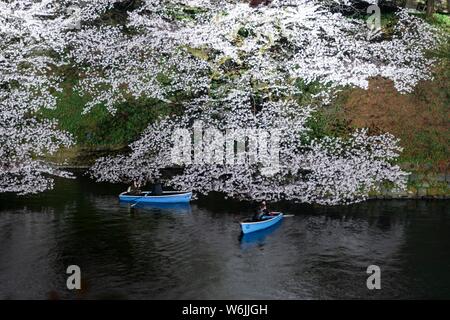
[269,212,295,218]
[271,212,295,218]
[131,193,148,208]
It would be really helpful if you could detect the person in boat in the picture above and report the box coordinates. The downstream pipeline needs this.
[127,181,142,195]
[151,181,163,196]
[253,201,269,221]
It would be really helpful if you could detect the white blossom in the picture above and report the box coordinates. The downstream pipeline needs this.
[91,96,409,205]
[1,0,440,200]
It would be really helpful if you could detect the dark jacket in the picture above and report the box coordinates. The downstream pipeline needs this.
[151,183,163,195]
[253,207,267,221]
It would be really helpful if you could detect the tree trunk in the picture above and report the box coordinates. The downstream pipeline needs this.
[447,0,450,13]
[426,0,435,17]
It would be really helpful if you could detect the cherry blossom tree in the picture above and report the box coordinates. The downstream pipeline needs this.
[88,0,435,204]
[1,0,442,201]
[0,0,121,193]
[0,0,75,194]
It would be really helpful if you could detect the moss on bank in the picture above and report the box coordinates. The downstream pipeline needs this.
[40,81,180,147]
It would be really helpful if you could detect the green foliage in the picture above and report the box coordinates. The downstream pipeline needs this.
[40,83,178,147]
[429,13,450,30]
[301,106,351,144]
[380,12,399,36]
[166,5,207,21]
[295,79,323,95]
[398,128,449,165]
[345,11,398,25]
[294,79,333,106]
[156,72,173,86]
[237,27,251,38]
[414,12,450,32]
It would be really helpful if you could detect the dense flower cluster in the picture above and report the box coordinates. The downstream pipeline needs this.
[0,0,76,194]
[0,0,129,193]
[87,0,423,204]
[68,0,439,111]
[91,94,409,205]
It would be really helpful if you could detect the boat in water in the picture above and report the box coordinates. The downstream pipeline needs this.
[239,221,282,247]
[240,212,283,234]
[119,191,192,204]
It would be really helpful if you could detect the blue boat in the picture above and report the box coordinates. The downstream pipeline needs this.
[119,191,192,204]
[240,222,282,248]
[240,212,283,234]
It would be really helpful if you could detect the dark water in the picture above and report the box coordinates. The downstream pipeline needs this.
[0,175,449,300]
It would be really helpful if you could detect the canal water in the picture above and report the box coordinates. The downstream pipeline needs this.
[0,174,449,299]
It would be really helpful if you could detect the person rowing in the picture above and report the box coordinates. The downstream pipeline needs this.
[151,180,163,195]
[127,181,142,195]
[253,201,269,221]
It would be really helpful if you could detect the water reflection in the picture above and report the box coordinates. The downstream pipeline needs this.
[120,202,192,215]
[239,221,283,248]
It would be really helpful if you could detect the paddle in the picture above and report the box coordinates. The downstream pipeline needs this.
[130,193,148,208]
[267,213,295,218]
[269,212,294,218]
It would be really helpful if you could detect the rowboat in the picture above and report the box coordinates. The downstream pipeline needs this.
[240,212,283,234]
[119,191,192,204]
[240,222,282,247]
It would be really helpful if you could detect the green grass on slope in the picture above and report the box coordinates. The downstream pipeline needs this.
[40,79,179,147]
